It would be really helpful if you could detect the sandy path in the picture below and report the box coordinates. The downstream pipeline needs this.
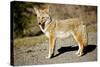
[14,32,97,66]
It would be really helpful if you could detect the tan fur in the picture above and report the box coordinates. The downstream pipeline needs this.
[34,6,87,58]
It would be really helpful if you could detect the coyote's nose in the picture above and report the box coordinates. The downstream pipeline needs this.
[38,23,41,25]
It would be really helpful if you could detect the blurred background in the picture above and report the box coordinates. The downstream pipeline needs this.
[12,1,97,38]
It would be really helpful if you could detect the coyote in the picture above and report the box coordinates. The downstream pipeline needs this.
[34,5,87,59]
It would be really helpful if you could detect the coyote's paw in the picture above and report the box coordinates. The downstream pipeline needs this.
[75,50,80,55]
[46,55,51,59]
[75,50,84,56]
[76,52,84,56]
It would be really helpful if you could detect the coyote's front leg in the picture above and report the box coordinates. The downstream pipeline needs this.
[46,33,56,59]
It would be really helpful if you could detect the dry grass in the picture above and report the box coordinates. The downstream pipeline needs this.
[87,24,97,32]
[14,35,48,48]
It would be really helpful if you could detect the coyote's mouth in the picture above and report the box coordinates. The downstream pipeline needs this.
[40,22,45,30]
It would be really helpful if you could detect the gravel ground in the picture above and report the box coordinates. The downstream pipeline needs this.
[13,32,97,66]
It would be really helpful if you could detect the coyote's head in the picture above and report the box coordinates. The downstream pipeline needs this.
[34,5,51,26]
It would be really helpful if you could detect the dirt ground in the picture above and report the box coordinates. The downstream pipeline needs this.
[13,32,97,66]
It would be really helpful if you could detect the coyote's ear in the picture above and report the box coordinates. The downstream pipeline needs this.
[34,6,39,14]
[44,8,49,13]
[41,5,49,13]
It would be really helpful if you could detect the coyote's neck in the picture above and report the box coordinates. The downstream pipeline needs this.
[39,17,52,33]
[45,17,52,26]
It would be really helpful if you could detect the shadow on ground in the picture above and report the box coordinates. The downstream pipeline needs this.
[54,45,96,57]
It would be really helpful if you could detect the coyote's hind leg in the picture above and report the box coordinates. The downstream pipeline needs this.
[73,25,87,56]
[72,31,84,56]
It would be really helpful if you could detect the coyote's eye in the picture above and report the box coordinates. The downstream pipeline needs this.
[37,17,40,19]
[42,17,45,19]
